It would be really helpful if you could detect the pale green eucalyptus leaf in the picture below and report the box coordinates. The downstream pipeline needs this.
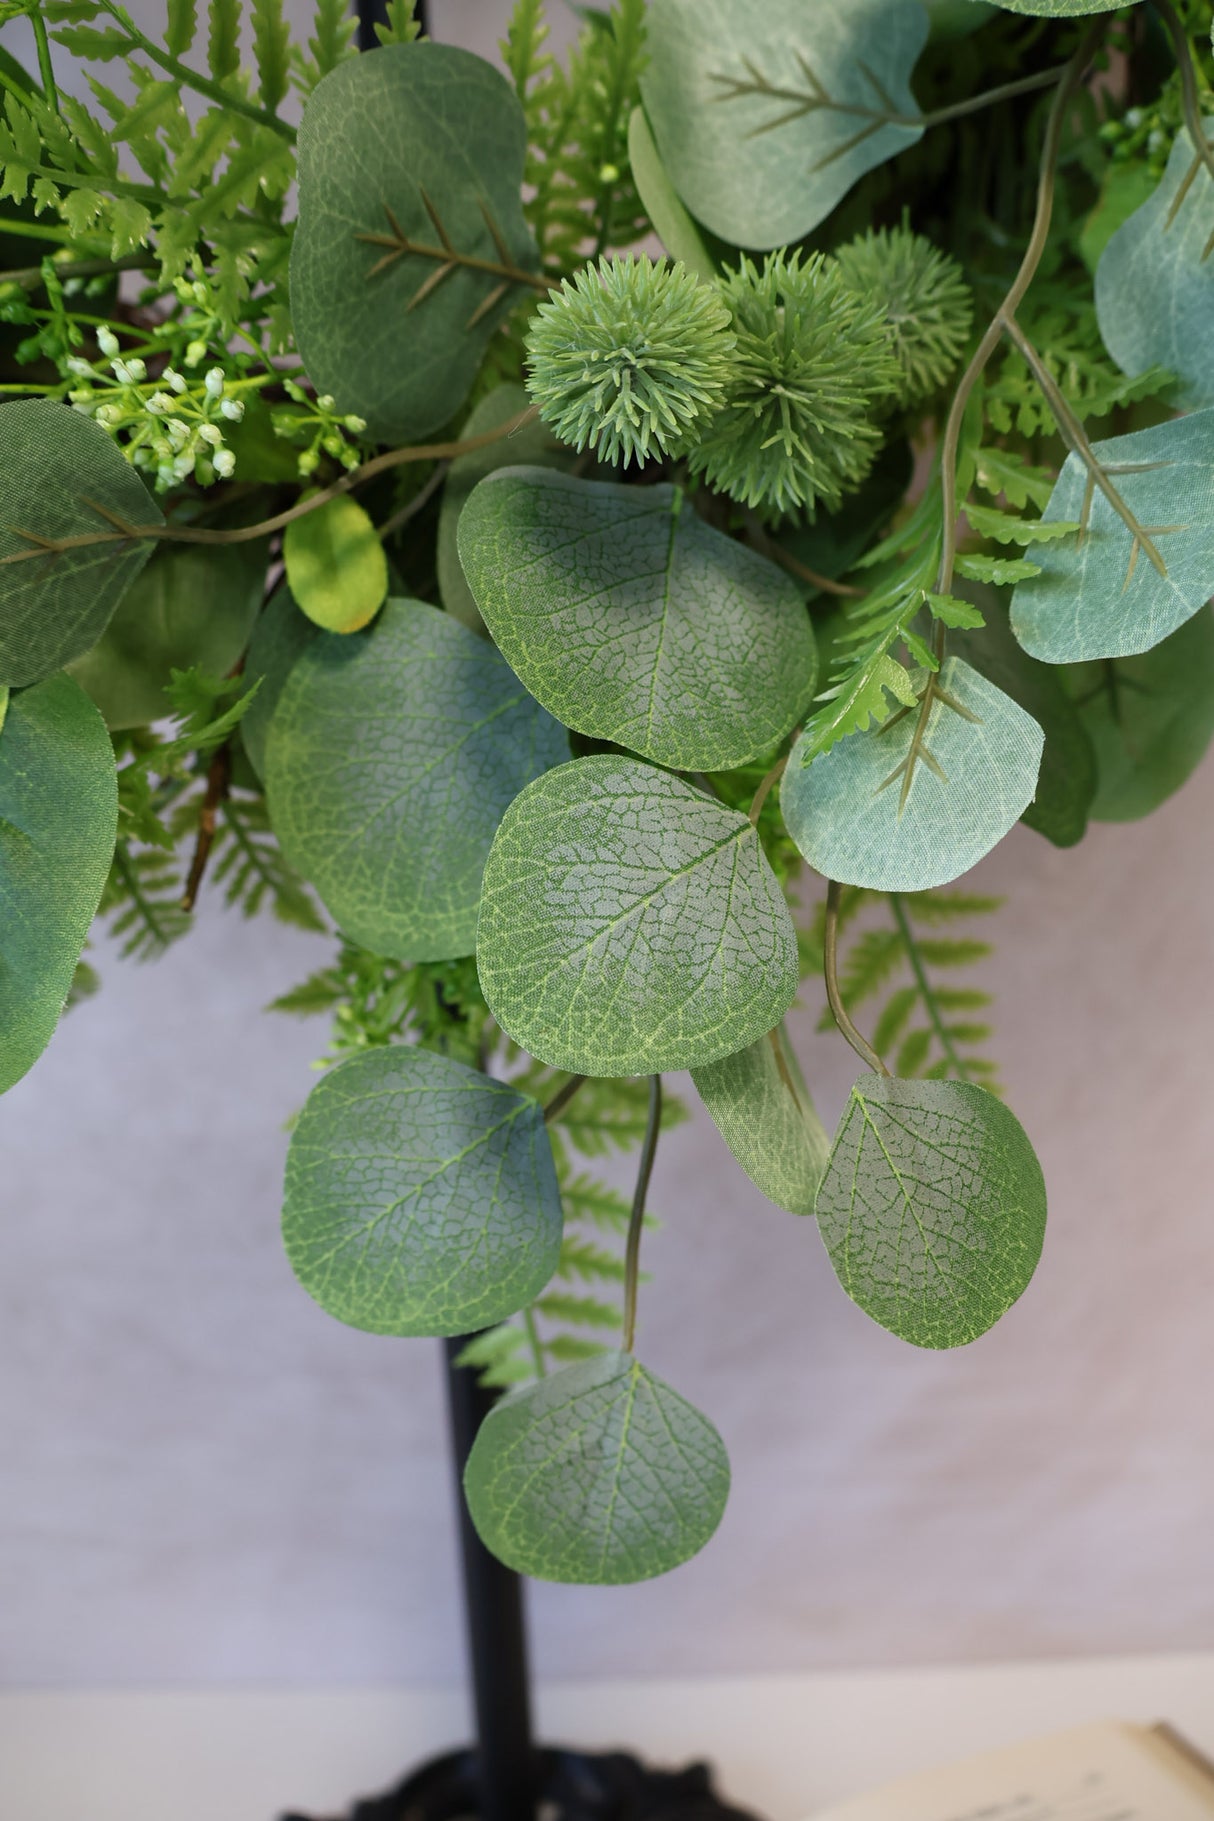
[283,495,388,635]
[476,756,799,1077]
[780,657,1044,892]
[282,1046,563,1337]
[457,470,816,771]
[0,400,164,687]
[976,0,1138,11]
[640,0,928,250]
[290,43,539,443]
[626,106,718,281]
[815,1075,1046,1349]
[1010,411,1214,664]
[437,387,574,637]
[1066,606,1214,822]
[241,584,319,782]
[265,599,569,962]
[463,1350,730,1583]
[0,673,117,1095]
[1095,120,1214,410]
[691,1024,830,1216]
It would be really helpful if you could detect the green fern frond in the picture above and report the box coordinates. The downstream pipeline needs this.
[209,795,326,932]
[206,0,241,82]
[556,1171,633,1232]
[535,1292,620,1329]
[545,1335,609,1364]
[165,0,198,58]
[454,1324,532,1390]
[250,0,290,110]
[103,839,192,961]
[297,0,355,90]
[557,1234,627,1283]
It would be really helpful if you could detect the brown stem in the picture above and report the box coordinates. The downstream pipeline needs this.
[824,880,890,1077]
[622,1075,662,1356]
[180,742,231,912]
[543,1073,587,1123]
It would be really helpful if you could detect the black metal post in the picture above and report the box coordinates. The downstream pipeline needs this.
[443,1339,538,1821]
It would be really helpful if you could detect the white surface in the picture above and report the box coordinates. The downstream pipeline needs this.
[5,1657,1214,1821]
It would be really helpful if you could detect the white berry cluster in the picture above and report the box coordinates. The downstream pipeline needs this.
[66,330,248,491]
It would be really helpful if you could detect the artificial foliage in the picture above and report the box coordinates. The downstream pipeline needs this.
[0,0,1212,1588]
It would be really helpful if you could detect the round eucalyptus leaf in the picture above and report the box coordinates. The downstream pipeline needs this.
[437,387,574,637]
[241,584,319,783]
[464,1350,730,1584]
[781,657,1044,892]
[640,0,928,249]
[68,537,266,729]
[691,1024,830,1216]
[458,470,816,771]
[477,756,800,1076]
[283,495,388,635]
[816,1075,1047,1349]
[283,1046,563,1337]
[626,106,718,282]
[290,43,539,443]
[0,399,164,687]
[1095,118,1214,411]
[265,599,569,962]
[1067,606,1214,823]
[0,673,118,1095]
[978,0,1138,10]
[1010,410,1214,664]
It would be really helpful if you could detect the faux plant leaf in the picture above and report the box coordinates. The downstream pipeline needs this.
[1010,410,1214,664]
[458,470,816,771]
[265,598,569,962]
[290,43,540,442]
[815,1076,1047,1349]
[781,657,1044,892]
[68,538,266,729]
[241,584,318,782]
[476,756,799,1077]
[0,673,118,1095]
[626,106,717,282]
[282,1046,563,1337]
[1066,607,1214,823]
[437,386,573,637]
[463,1350,730,1583]
[1095,119,1214,411]
[976,0,1138,10]
[0,400,164,687]
[691,1024,830,1216]
[283,495,388,634]
[640,0,928,249]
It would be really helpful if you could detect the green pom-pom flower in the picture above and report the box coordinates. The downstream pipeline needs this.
[524,255,736,469]
[689,250,901,521]
[835,226,973,403]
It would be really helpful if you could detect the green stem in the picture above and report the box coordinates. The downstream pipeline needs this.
[748,753,789,825]
[824,880,890,1078]
[543,1072,588,1123]
[888,894,970,1082]
[95,0,297,143]
[622,1076,662,1357]
[523,1308,547,1378]
[1150,0,1214,202]
[0,252,155,291]
[920,65,1068,131]
[30,10,58,114]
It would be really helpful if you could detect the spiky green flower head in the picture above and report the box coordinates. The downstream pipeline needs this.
[524,255,736,469]
[835,226,973,403]
[689,250,901,522]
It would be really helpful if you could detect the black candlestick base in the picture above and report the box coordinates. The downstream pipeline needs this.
[280,1744,764,1821]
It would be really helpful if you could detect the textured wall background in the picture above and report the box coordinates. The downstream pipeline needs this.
[3,0,1214,1694]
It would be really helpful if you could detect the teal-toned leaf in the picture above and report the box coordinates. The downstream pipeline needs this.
[283,495,388,634]
[781,657,1044,892]
[815,1075,1047,1349]
[977,0,1138,11]
[477,756,799,1076]
[265,599,569,962]
[626,105,717,281]
[437,386,573,638]
[691,1023,830,1216]
[290,43,540,442]
[458,470,816,771]
[463,1350,730,1583]
[0,400,164,686]
[1095,119,1214,410]
[282,1046,563,1336]
[0,673,118,1094]
[1010,410,1214,664]
[241,584,319,782]
[1066,607,1214,823]
[68,538,266,729]
[640,0,928,249]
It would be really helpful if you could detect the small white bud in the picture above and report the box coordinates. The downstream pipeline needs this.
[219,397,244,421]
[198,422,223,447]
[163,368,188,394]
[343,414,367,433]
[184,340,207,367]
[96,327,120,359]
[166,418,190,447]
[205,367,225,400]
[298,448,320,477]
[66,357,95,378]
[213,448,236,478]
[316,394,335,411]
[147,392,176,416]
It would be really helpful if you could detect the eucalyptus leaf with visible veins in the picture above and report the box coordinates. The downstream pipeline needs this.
[241,584,319,782]
[976,0,1137,10]
[1010,410,1214,664]
[283,495,388,634]
[0,673,117,1094]
[691,1024,830,1216]
[290,43,539,442]
[1095,120,1214,411]
[0,400,164,687]
[815,1075,1047,1349]
[265,599,569,961]
[781,657,1044,892]
[476,756,799,1076]
[464,1350,730,1583]
[283,1046,563,1336]
[458,470,816,771]
[640,0,928,249]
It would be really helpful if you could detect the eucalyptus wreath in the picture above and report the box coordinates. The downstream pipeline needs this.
[0,0,1212,1585]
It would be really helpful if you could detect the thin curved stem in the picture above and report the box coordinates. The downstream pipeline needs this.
[622,1075,662,1356]
[1151,1,1214,216]
[889,894,969,1082]
[825,880,891,1078]
[30,11,59,114]
[0,252,156,291]
[542,1073,587,1124]
[920,65,1069,130]
[748,752,790,825]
